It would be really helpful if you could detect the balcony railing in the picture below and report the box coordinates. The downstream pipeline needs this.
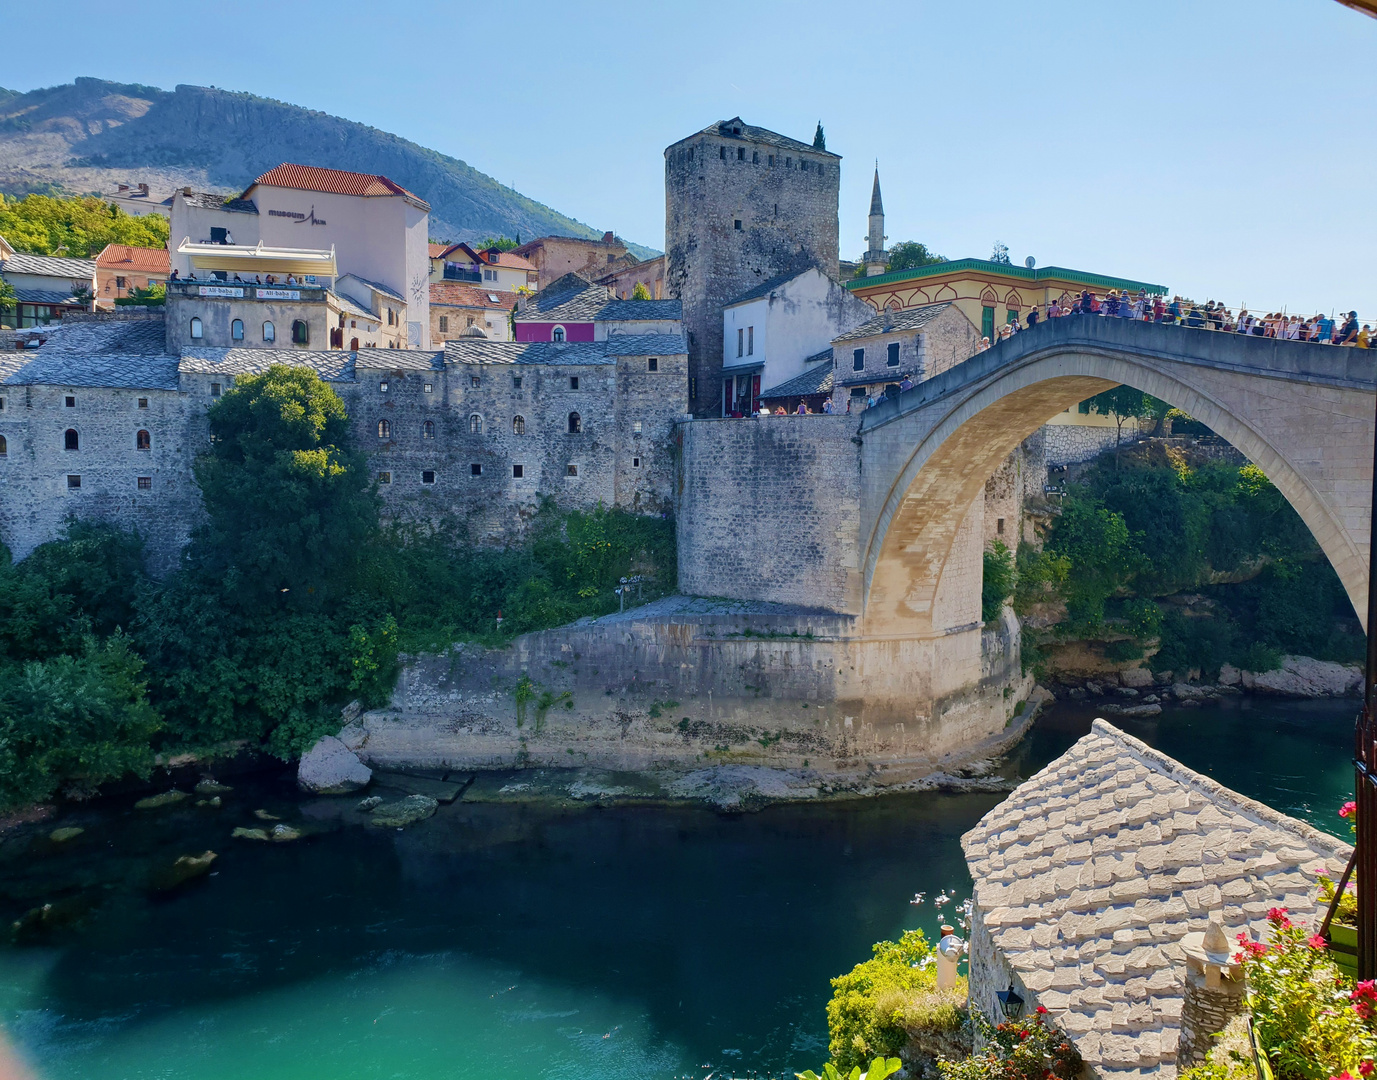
[443,267,483,282]
[168,280,329,302]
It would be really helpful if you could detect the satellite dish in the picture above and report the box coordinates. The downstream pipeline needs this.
[1025,256,1036,269]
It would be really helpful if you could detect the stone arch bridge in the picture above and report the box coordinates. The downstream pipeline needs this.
[675,316,1374,744]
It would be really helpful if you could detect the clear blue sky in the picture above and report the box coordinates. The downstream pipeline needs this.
[8,0,1375,315]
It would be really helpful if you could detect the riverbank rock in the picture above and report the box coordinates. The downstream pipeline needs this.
[1218,664,1242,686]
[49,827,84,843]
[1101,703,1162,718]
[368,795,438,828]
[1119,667,1154,688]
[135,790,189,810]
[1243,656,1362,697]
[297,735,372,795]
[666,766,820,809]
[195,779,233,795]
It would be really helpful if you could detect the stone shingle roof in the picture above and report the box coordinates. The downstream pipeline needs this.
[444,334,685,367]
[177,191,258,214]
[515,275,681,323]
[30,319,167,355]
[340,275,405,303]
[725,270,813,307]
[671,117,840,159]
[177,348,356,382]
[11,288,83,305]
[0,321,175,389]
[354,348,442,371]
[962,719,1352,1080]
[833,302,952,343]
[1,253,98,278]
[760,358,834,399]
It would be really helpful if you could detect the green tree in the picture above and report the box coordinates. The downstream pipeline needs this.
[1045,495,1137,628]
[813,122,826,150]
[477,235,519,252]
[982,541,1015,623]
[1082,385,1153,462]
[990,242,1010,265]
[0,277,15,324]
[886,242,946,273]
[190,364,379,609]
[0,193,169,257]
[631,281,652,300]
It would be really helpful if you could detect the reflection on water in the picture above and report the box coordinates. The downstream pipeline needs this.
[0,697,1355,1080]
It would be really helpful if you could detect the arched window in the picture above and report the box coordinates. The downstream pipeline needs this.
[377,419,391,439]
[291,320,309,346]
[231,319,244,341]
[469,414,483,435]
[189,317,203,340]
[263,321,275,343]
[349,337,359,351]
[513,415,525,435]
[422,421,435,439]
[136,429,150,451]
[64,428,79,451]
[567,412,582,434]
[0,434,7,456]
[552,326,565,343]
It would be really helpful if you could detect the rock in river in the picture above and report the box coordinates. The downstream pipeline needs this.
[149,850,218,891]
[368,795,438,828]
[49,827,84,843]
[135,790,189,810]
[298,735,372,795]
[195,779,233,795]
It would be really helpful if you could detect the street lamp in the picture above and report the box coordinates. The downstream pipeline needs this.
[996,984,1024,1020]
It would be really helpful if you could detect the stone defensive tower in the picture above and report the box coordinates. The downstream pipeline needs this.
[664,117,840,416]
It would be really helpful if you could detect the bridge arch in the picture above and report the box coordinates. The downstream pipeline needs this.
[857,322,1374,637]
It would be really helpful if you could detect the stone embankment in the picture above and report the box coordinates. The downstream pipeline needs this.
[1053,653,1361,717]
[325,596,1040,809]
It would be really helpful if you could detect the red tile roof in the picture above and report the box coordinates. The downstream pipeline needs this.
[430,282,520,310]
[248,163,421,201]
[488,250,536,272]
[95,244,170,274]
[428,242,451,259]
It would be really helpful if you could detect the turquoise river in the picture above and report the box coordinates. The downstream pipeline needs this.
[0,697,1356,1080]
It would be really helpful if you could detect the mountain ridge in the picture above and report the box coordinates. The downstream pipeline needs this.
[0,77,660,257]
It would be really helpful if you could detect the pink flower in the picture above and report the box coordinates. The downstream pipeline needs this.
[1267,906,1290,923]
[1341,801,1357,819]
[1309,934,1328,949]
[1333,1072,1356,1080]
[1358,1063,1374,1078]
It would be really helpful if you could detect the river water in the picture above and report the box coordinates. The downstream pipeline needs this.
[0,697,1355,1080]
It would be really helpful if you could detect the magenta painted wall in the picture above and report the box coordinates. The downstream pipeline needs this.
[514,321,595,343]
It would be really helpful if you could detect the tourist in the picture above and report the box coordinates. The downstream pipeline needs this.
[977,336,991,352]
[796,402,807,415]
[1359,324,1372,349]
[775,405,787,415]
[1025,307,1039,329]
[1337,311,1360,346]
[899,375,914,392]
[1315,313,1335,343]
[169,268,179,282]
[822,398,834,413]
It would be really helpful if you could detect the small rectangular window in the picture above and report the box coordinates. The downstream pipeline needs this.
[736,146,744,161]
[647,357,658,372]
[747,326,754,355]
[513,376,523,389]
[768,155,775,166]
[733,219,742,231]
[512,464,524,478]
[719,146,726,160]
[570,376,579,390]
[633,421,642,434]
[67,475,80,489]
[996,518,1005,535]
[65,396,75,407]
[422,470,436,484]
[737,328,743,357]
[471,375,480,388]
[632,456,641,468]
[137,476,152,490]
[423,383,433,394]
[887,342,900,367]
[0,398,4,410]
[438,316,449,333]
[380,381,388,392]
[378,471,392,484]
[138,397,148,408]
[116,276,127,289]
[853,348,865,372]
[470,463,482,476]
[752,150,758,164]
[567,464,578,477]
[210,383,221,397]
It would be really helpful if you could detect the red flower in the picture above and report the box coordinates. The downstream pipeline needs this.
[1358,1062,1374,1078]
[1309,934,1329,949]
[1019,1030,1029,1041]
[1354,1002,1374,1022]
[1036,1005,1048,1014]
[1333,1072,1356,1080]
[1341,801,1357,819]
[1267,906,1292,927]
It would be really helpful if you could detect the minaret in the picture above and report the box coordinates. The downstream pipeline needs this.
[863,165,888,276]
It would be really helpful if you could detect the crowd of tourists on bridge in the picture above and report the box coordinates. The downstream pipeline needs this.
[980,290,1370,351]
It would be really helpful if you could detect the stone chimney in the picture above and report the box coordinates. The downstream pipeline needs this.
[1177,913,1246,1068]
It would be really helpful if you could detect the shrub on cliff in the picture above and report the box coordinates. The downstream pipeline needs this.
[824,929,968,1073]
[937,1010,1082,1080]
[982,542,1014,624]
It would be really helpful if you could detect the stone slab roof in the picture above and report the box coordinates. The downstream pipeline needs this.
[515,274,680,323]
[29,319,168,355]
[726,270,813,308]
[444,334,685,367]
[354,348,442,371]
[671,117,840,159]
[761,359,834,399]
[834,302,952,343]
[1,253,98,278]
[0,350,179,390]
[12,288,83,305]
[962,719,1352,1080]
[178,348,356,382]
